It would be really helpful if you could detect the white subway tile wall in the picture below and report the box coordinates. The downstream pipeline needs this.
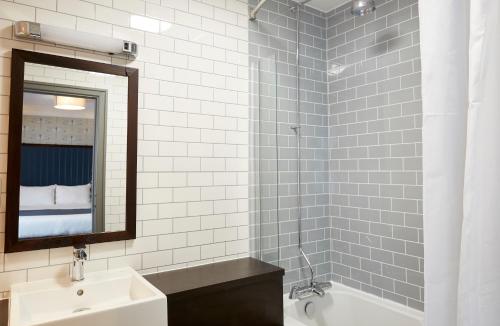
[0,0,249,297]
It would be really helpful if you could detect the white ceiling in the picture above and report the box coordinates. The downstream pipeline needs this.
[306,0,348,13]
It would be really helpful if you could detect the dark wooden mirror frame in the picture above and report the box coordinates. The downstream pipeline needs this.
[4,49,138,253]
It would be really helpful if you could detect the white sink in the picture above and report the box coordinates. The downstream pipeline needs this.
[9,267,167,326]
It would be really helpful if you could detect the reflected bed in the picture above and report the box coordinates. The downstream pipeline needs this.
[19,205,92,238]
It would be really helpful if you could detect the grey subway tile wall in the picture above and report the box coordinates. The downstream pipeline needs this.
[248,0,331,292]
[327,0,423,310]
[248,0,423,310]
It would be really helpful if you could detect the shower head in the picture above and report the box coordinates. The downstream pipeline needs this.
[351,0,376,16]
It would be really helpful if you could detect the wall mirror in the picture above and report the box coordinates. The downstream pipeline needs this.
[5,49,138,252]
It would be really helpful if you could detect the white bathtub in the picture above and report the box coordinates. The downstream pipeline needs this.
[284,282,424,326]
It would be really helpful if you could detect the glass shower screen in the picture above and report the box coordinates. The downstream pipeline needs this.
[249,55,280,266]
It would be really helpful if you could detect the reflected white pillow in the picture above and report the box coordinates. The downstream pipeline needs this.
[20,185,55,207]
[56,184,91,206]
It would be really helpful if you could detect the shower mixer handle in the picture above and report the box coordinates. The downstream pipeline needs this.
[289,281,332,300]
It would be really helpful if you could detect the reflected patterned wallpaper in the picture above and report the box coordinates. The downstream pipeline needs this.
[22,116,95,146]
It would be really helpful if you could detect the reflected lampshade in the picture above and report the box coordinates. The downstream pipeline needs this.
[54,96,86,111]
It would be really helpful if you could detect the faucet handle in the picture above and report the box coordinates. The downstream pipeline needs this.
[312,285,325,297]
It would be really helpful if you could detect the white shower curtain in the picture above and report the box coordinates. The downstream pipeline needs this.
[420,0,500,325]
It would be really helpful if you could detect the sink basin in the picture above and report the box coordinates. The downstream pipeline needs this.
[9,267,167,326]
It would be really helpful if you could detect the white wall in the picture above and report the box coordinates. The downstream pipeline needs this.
[0,0,250,298]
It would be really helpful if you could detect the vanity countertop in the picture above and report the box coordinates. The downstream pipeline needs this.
[144,257,284,298]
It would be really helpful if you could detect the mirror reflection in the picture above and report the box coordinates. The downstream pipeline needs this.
[18,62,128,239]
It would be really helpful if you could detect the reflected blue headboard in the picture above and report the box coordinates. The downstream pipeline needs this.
[20,144,93,186]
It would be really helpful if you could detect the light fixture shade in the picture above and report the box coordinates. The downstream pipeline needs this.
[14,21,138,57]
[54,96,86,111]
[351,0,376,16]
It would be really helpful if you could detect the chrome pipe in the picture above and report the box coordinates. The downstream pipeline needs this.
[292,2,315,289]
[294,0,303,259]
[249,0,268,21]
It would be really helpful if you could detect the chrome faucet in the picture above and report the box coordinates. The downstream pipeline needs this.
[311,281,331,297]
[72,245,87,282]
[289,281,332,300]
[289,248,332,300]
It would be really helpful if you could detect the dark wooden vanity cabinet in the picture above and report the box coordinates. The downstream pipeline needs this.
[0,299,7,326]
[145,258,285,326]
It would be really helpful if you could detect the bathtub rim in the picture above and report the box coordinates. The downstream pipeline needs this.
[283,281,424,323]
